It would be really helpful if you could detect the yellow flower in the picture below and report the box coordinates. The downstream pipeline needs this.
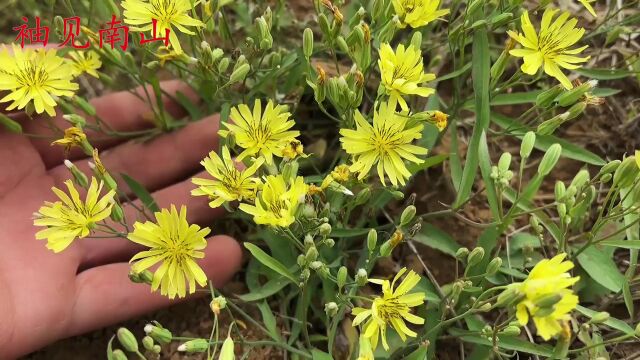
[239,175,308,228]
[378,43,435,111]
[219,99,300,165]
[68,50,102,78]
[431,111,448,131]
[356,335,374,360]
[281,139,308,160]
[340,102,428,186]
[191,146,264,208]
[0,45,78,116]
[52,127,89,154]
[34,177,115,253]
[392,0,450,29]
[352,268,426,351]
[508,9,589,89]
[510,253,579,340]
[122,0,204,53]
[577,0,597,17]
[128,205,211,299]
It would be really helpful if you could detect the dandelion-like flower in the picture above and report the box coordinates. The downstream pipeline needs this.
[239,175,308,228]
[340,102,428,186]
[128,205,211,299]
[191,146,264,208]
[219,99,301,165]
[392,0,450,29]
[122,0,204,53]
[34,177,115,253]
[352,268,426,351]
[68,50,102,78]
[378,43,435,111]
[508,8,589,89]
[0,45,78,116]
[52,127,90,154]
[507,253,579,340]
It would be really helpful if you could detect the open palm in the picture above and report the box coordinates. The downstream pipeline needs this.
[0,80,242,359]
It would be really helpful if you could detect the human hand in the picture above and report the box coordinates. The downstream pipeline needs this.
[0,80,242,359]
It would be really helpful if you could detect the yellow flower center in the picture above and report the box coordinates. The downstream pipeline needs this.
[538,33,565,58]
[150,0,180,24]
[268,199,289,219]
[16,61,49,90]
[374,297,409,322]
[372,125,403,156]
[401,0,422,12]
[220,169,249,197]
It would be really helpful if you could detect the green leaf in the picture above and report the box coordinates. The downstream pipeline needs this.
[244,243,297,284]
[576,305,635,335]
[413,223,462,257]
[455,24,490,207]
[311,349,334,360]
[478,131,500,219]
[623,280,634,319]
[449,329,555,356]
[238,277,289,302]
[121,174,160,212]
[0,113,22,133]
[258,301,283,342]
[174,91,201,120]
[492,113,606,165]
[577,246,625,292]
[575,68,635,80]
[449,121,462,192]
[599,240,640,249]
[463,88,619,107]
[107,335,115,360]
[404,345,428,360]
[437,62,472,81]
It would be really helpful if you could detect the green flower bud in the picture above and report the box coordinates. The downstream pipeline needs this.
[228,63,250,84]
[566,102,587,120]
[144,324,172,344]
[498,153,511,173]
[555,80,597,107]
[535,293,563,308]
[455,247,469,260]
[142,336,154,351]
[486,257,502,276]
[152,345,161,354]
[336,36,350,54]
[309,261,323,271]
[496,286,522,307]
[490,12,513,28]
[466,0,483,17]
[110,203,125,223]
[557,203,567,218]
[477,303,492,312]
[520,131,536,159]
[570,169,590,190]
[325,238,335,247]
[354,188,371,205]
[467,247,485,267]
[111,349,128,360]
[219,336,235,360]
[217,57,230,73]
[0,113,22,133]
[390,190,404,200]
[555,181,566,201]
[601,173,612,183]
[304,234,314,248]
[73,97,97,117]
[297,254,307,267]
[537,143,562,176]
[635,322,640,337]
[117,327,138,353]
[600,160,621,175]
[337,266,348,290]
[210,296,227,315]
[300,268,311,283]
[64,160,89,188]
[410,32,422,50]
[178,339,209,353]
[535,85,564,108]
[400,205,416,226]
[303,28,314,58]
[590,311,610,324]
[324,302,339,317]
[355,268,368,286]
[367,229,377,252]
[613,156,639,188]
[211,48,224,63]
[306,247,319,262]
[499,325,521,336]
[319,223,332,236]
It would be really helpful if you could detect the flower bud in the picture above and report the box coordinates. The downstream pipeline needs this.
[73,97,97,117]
[337,266,348,290]
[111,349,128,360]
[354,188,371,205]
[178,339,209,353]
[400,205,416,226]
[306,247,319,262]
[600,160,621,175]
[410,32,422,50]
[477,303,492,312]
[498,153,511,173]
[613,156,639,188]
[210,296,227,315]
[496,286,522,307]
[499,325,521,336]
[367,229,377,252]
[601,173,612,183]
[535,85,564,108]
[300,268,311,283]
[535,293,563,308]
[117,327,138,353]
[309,261,323,271]
[486,257,502,276]
[152,344,161,353]
[566,102,586,120]
[64,160,89,188]
[455,247,469,260]
[217,57,230,73]
[142,336,154,351]
[110,202,125,222]
[520,131,536,159]
[144,324,172,344]
[355,268,368,286]
[325,238,335,247]
[537,143,562,176]
[336,36,350,54]
[380,230,404,256]
[555,181,566,201]
[319,223,332,236]
[467,247,485,267]
[555,80,597,107]
[589,311,610,324]
[324,302,339,317]
[303,28,314,58]
[219,336,235,360]
[390,190,404,200]
[228,63,250,84]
